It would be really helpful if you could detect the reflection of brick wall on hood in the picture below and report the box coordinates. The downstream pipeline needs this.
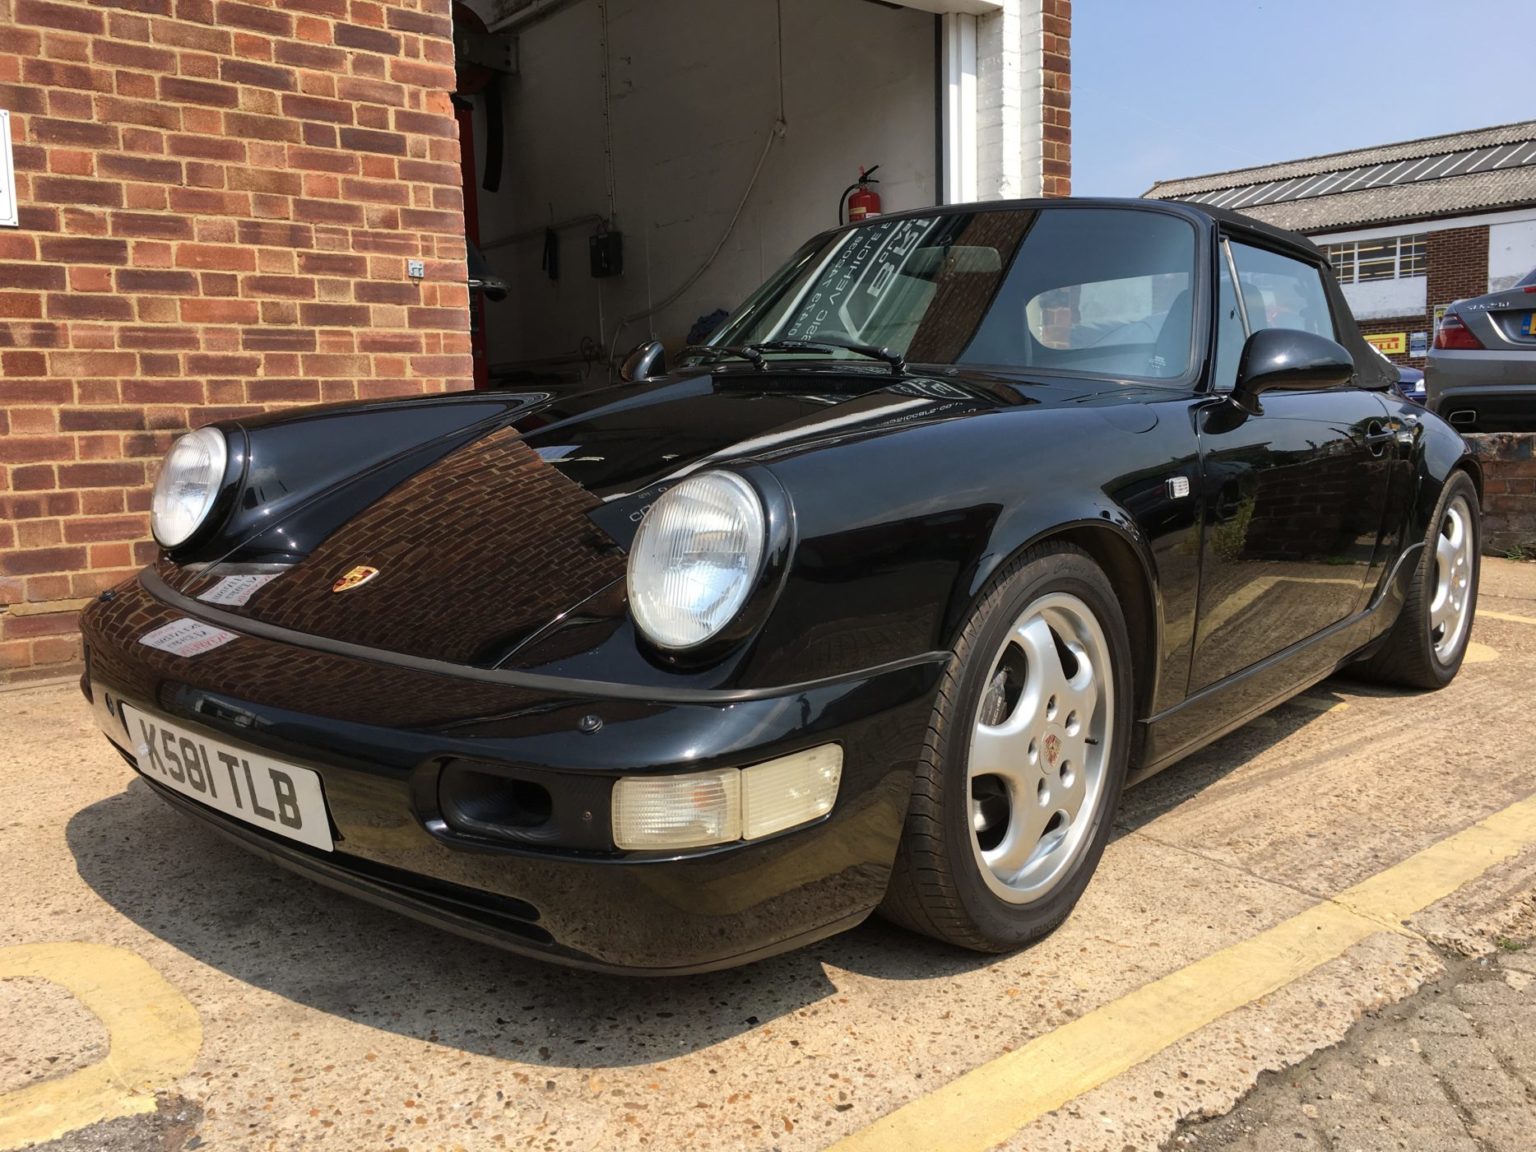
[243,429,626,666]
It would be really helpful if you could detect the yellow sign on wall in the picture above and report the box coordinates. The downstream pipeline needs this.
[1364,332,1407,356]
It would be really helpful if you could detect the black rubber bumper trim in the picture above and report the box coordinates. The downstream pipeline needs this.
[139,567,950,706]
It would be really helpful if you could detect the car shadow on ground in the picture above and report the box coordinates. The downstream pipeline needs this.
[64,675,1411,1070]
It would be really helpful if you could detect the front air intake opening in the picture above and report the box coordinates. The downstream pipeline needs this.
[440,765,553,833]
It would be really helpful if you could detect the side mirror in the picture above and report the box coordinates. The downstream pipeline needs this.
[620,340,667,384]
[1232,328,1354,413]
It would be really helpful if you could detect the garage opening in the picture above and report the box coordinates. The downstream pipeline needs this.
[453,0,943,392]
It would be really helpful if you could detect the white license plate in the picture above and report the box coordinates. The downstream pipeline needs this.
[120,705,334,852]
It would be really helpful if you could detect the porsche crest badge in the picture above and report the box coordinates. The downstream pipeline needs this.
[332,565,380,593]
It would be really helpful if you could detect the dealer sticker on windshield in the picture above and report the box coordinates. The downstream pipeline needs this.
[139,618,239,658]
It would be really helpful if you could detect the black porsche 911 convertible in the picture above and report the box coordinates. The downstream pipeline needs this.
[81,198,1481,974]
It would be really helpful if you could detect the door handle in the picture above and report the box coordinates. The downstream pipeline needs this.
[1359,421,1395,455]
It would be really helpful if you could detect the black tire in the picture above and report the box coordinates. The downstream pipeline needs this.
[879,543,1134,952]
[1356,470,1481,690]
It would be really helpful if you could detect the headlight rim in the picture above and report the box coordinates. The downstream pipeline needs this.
[627,467,793,660]
[149,426,239,552]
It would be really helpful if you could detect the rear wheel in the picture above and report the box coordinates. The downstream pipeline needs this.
[1357,471,1480,690]
[880,544,1133,951]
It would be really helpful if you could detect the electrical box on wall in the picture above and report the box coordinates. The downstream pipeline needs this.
[0,111,18,228]
[590,231,624,279]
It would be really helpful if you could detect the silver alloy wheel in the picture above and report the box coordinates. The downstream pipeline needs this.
[1430,494,1475,662]
[967,592,1113,905]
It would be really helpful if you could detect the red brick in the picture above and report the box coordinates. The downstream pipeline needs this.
[282,92,358,125]
[218,57,293,91]
[0,546,89,577]
[109,211,192,240]
[243,275,315,299]
[59,408,148,432]
[2,351,48,375]
[97,153,182,184]
[174,243,258,272]
[2,264,67,291]
[115,268,199,294]
[31,175,123,207]
[47,294,135,321]
[179,297,261,324]
[334,23,400,54]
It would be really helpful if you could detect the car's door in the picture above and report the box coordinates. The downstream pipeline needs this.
[1188,237,1397,692]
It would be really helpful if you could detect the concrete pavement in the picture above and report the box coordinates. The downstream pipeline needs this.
[1168,926,1536,1152]
[2,559,1535,1152]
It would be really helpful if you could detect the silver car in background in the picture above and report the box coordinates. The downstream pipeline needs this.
[1426,266,1536,432]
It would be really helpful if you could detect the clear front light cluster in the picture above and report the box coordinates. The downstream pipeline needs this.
[150,428,228,548]
[611,746,843,851]
[627,471,766,650]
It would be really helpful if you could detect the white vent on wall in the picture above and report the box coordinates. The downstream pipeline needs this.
[0,110,17,229]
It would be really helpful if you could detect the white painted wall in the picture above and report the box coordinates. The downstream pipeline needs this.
[1340,275,1427,322]
[473,0,938,374]
[1488,219,1536,291]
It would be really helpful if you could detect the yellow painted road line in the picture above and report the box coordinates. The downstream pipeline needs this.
[0,943,201,1151]
[1477,608,1536,627]
[1463,641,1499,664]
[828,791,1536,1152]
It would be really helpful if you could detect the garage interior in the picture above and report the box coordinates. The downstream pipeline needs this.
[453,0,968,391]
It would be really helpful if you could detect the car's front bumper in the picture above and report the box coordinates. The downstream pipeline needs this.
[80,576,944,974]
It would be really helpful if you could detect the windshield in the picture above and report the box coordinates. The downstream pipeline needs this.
[1518,266,1536,289]
[706,207,1199,382]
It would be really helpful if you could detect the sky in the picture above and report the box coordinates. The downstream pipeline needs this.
[1073,0,1533,197]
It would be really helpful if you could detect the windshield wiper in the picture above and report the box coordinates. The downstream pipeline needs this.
[681,338,908,375]
[745,339,907,375]
[679,344,766,370]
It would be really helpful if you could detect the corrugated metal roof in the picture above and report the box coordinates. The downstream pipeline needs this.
[1145,120,1536,232]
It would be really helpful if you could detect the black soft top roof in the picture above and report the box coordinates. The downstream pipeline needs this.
[825,196,1325,262]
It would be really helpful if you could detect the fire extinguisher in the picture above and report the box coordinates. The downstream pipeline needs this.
[840,165,882,225]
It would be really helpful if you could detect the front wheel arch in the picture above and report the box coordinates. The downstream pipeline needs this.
[954,521,1159,731]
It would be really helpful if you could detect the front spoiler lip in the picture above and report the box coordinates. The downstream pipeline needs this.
[139,773,872,976]
[138,567,950,705]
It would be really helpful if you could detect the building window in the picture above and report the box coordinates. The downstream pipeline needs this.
[1323,235,1426,284]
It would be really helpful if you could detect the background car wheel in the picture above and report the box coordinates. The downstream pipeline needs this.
[1355,471,1481,691]
[880,543,1133,952]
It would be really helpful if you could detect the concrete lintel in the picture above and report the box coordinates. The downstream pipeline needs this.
[887,0,1003,14]
[4,597,94,618]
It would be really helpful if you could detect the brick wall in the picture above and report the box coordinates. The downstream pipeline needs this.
[1468,434,1536,557]
[1040,0,1070,198]
[980,0,1071,200]
[1426,225,1489,316]
[0,0,470,684]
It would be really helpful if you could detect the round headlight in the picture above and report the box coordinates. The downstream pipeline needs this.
[150,428,228,548]
[628,472,767,650]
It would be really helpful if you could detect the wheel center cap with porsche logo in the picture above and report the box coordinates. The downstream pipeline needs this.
[1043,732,1062,769]
[332,565,380,593]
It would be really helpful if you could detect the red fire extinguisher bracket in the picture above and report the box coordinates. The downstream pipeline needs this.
[841,165,883,226]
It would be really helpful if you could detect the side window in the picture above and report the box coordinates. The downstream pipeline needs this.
[1213,243,1246,392]
[1230,242,1335,339]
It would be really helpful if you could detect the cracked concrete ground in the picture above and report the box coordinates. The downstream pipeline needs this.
[1167,924,1536,1152]
[3,559,1536,1152]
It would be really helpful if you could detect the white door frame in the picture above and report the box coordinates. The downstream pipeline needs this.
[941,13,979,205]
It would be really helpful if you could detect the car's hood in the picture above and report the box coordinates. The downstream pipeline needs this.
[173,367,1129,667]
